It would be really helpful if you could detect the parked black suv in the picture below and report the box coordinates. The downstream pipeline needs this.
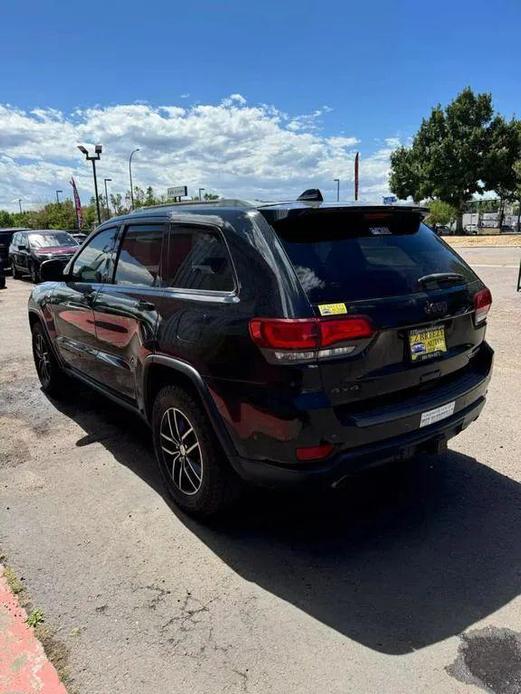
[1,227,29,280]
[10,229,79,283]
[28,196,493,516]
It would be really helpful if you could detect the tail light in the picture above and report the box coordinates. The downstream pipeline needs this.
[249,316,374,363]
[296,443,334,461]
[473,288,492,326]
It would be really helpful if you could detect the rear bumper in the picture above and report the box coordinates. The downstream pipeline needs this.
[229,344,493,488]
[232,393,486,488]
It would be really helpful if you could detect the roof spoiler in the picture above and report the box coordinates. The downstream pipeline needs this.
[297,188,324,202]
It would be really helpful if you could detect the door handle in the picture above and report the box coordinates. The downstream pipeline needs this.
[84,291,97,306]
[136,300,156,311]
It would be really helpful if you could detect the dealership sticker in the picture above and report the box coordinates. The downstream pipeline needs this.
[318,302,347,316]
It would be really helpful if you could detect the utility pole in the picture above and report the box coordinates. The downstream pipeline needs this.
[18,199,23,214]
[334,178,340,202]
[354,152,360,201]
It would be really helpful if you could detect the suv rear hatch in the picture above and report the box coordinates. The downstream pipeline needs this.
[260,205,492,419]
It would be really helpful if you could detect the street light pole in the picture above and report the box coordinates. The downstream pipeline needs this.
[78,144,103,224]
[91,159,101,224]
[104,178,112,219]
[129,148,140,209]
[18,199,22,214]
[198,187,205,201]
[334,178,340,202]
[56,190,63,204]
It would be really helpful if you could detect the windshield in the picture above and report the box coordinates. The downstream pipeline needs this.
[28,232,78,248]
[267,209,477,303]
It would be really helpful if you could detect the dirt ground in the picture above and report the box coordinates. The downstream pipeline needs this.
[445,234,521,247]
[1,248,520,693]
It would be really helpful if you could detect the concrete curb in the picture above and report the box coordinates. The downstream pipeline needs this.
[0,565,67,693]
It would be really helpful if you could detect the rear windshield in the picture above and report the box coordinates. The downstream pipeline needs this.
[28,232,78,248]
[267,209,477,303]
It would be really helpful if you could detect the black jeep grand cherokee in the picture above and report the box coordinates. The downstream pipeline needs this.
[28,195,493,517]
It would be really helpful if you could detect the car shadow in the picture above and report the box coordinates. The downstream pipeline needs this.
[48,384,521,655]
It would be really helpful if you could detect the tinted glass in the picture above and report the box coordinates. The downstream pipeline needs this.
[28,232,78,248]
[167,226,234,291]
[114,224,164,287]
[70,227,119,283]
[269,210,477,303]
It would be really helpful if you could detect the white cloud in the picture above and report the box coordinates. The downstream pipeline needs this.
[0,95,395,211]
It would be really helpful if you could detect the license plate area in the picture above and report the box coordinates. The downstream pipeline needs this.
[409,326,447,362]
[420,401,455,428]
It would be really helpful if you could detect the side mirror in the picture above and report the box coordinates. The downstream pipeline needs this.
[18,244,27,251]
[40,259,67,282]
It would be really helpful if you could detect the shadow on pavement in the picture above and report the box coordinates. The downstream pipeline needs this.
[49,383,521,655]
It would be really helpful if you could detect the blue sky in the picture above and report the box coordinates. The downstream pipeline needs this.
[1,0,520,209]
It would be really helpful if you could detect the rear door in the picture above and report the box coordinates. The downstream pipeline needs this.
[91,221,166,401]
[265,207,485,407]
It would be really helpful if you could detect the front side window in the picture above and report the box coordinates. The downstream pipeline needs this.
[114,224,164,287]
[29,232,78,248]
[70,227,119,283]
[166,225,234,292]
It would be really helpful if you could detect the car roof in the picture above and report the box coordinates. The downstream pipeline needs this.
[23,229,70,233]
[103,199,428,226]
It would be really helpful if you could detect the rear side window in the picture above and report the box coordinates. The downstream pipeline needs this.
[70,226,119,283]
[166,225,234,292]
[114,224,164,287]
[268,210,477,303]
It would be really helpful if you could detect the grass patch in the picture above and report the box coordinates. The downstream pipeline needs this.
[1,559,72,688]
[27,608,45,627]
[4,565,25,600]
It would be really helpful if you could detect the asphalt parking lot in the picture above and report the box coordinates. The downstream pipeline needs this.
[1,246,520,693]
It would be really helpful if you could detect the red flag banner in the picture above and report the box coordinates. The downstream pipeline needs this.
[70,177,83,229]
[354,152,359,201]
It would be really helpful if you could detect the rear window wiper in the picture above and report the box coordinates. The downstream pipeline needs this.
[417,272,466,288]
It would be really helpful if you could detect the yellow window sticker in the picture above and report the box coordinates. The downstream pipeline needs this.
[318,303,347,316]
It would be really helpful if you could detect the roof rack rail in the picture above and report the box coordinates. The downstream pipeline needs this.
[130,199,254,213]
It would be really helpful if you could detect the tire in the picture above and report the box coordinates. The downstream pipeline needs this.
[152,385,243,517]
[31,322,66,398]
[30,263,40,283]
[11,261,20,279]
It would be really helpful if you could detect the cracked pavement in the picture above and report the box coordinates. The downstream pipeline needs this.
[1,247,520,693]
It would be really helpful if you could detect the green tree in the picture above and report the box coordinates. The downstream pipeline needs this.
[10,211,35,228]
[426,200,457,228]
[389,88,521,232]
[110,193,127,216]
[389,147,421,203]
[513,160,521,231]
[144,186,161,207]
[130,186,146,208]
[0,210,13,227]
[33,200,78,229]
